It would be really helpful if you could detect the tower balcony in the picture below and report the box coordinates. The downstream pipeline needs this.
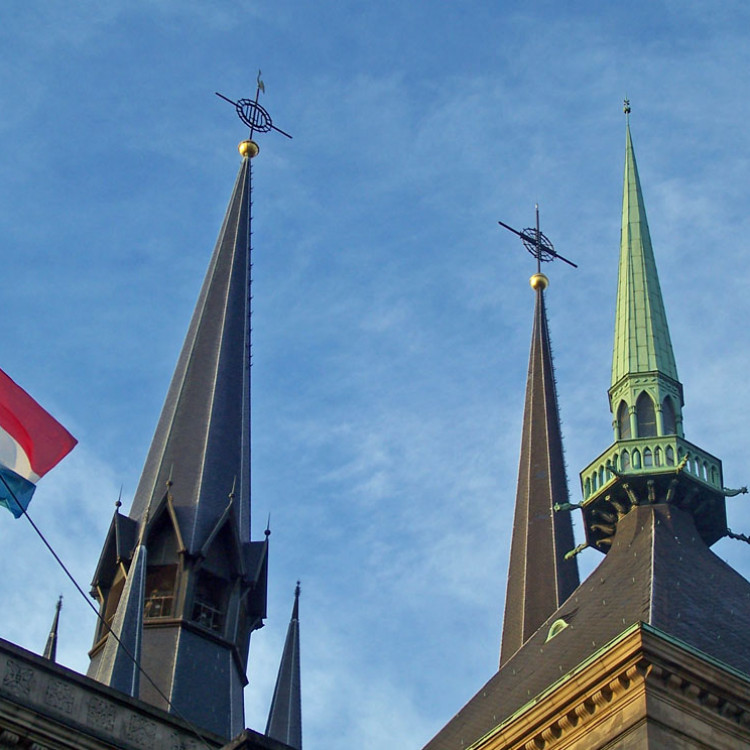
[580,436,723,501]
[577,436,727,553]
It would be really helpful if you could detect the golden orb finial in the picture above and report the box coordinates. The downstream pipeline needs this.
[238,140,259,158]
[530,272,549,291]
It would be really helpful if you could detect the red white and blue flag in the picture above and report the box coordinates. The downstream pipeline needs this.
[0,368,77,518]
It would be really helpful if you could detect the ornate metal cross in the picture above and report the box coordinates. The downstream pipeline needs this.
[216,70,292,140]
[498,205,577,271]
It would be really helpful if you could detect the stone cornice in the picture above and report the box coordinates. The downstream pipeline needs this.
[0,637,222,750]
[468,624,750,749]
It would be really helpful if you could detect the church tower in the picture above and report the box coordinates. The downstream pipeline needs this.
[423,110,750,750]
[87,135,269,739]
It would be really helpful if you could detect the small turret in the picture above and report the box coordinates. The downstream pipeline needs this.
[265,583,302,750]
[42,596,63,662]
[578,112,727,552]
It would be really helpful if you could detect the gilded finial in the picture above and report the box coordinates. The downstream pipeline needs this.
[239,140,260,158]
[530,273,549,291]
[623,97,631,116]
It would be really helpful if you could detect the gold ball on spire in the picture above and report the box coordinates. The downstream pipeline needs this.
[530,272,549,291]
[238,140,259,158]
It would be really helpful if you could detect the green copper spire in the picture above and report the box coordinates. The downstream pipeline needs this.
[612,123,678,387]
[577,113,727,556]
[607,121,684,444]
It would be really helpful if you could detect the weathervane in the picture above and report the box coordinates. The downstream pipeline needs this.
[216,70,293,141]
[498,205,577,273]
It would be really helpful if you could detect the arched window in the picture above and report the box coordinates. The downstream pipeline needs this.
[644,448,653,467]
[621,450,631,470]
[145,565,177,619]
[617,401,631,440]
[654,447,662,466]
[599,466,605,486]
[633,449,641,469]
[636,393,657,437]
[193,570,228,633]
[585,478,591,497]
[711,466,718,485]
[666,446,675,466]
[662,397,676,435]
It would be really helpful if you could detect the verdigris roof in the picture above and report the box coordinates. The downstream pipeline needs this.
[423,503,750,750]
[611,123,678,387]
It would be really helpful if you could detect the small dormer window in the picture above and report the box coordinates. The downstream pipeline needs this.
[545,618,569,642]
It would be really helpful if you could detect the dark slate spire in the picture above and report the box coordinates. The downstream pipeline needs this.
[42,595,62,662]
[266,583,302,750]
[500,274,579,666]
[128,150,254,545]
[88,140,268,739]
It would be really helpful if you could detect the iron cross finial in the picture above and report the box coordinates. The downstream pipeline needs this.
[498,205,578,270]
[216,73,292,141]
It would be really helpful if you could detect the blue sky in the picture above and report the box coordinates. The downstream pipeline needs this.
[2,1,750,748]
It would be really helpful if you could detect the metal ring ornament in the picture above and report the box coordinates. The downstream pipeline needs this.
[521,229,556,263]
[235,99,274,133]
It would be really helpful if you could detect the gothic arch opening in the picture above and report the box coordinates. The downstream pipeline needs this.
[662,396,677,435]
[617,400,631,440]
[636,392,657,437]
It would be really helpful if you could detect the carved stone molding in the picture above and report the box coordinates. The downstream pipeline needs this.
[2,661,33,698]
[505,650,750,749]
[44,680,74,715]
